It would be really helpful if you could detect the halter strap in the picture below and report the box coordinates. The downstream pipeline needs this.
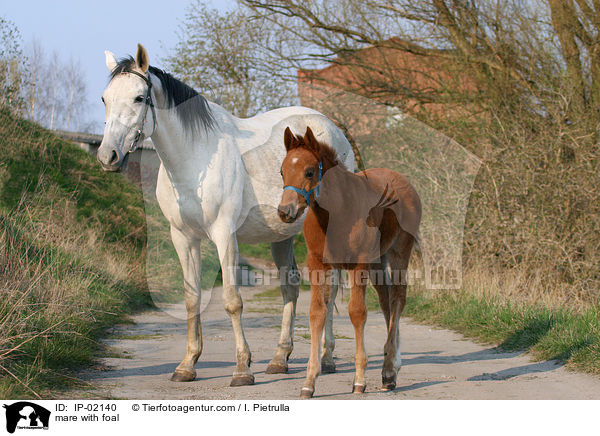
[124,70,157,153]
[283,162,322,206]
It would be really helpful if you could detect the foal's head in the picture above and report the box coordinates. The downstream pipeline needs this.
[278,126,336,223]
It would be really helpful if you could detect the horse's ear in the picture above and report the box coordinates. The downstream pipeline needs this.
[105,51,117,72]
[304,126,320,153]
[136,43,149,73]
[284,127,297,151]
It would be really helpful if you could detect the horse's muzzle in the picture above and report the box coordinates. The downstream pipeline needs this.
[97,144,126,172]
[278,203,300,223]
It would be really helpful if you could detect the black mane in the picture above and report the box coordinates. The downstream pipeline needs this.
[109,56,215,134]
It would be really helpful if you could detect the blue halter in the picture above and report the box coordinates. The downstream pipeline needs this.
[283,162,322,206]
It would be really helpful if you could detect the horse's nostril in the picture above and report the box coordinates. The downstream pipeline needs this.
[278,206,290,221]
[278,205,290,217]
[109,150,119,165]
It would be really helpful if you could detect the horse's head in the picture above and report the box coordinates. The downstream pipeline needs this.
[98,43,156,171]
[278,126,323,223]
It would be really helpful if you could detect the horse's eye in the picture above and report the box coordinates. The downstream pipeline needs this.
[305,169,314,179]
[134,95,144,103]
[101,97,105,104]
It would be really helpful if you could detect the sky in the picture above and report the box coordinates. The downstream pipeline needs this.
[2,0,233,133]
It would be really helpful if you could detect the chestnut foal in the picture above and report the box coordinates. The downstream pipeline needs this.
[278,127,421,398]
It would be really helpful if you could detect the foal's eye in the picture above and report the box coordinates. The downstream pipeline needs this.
[305,169,315,179]
[134,95,144,103]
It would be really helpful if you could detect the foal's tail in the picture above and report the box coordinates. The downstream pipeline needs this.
[413,231,422,252]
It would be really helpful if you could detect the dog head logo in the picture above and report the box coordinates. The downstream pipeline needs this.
[3,402,50,433]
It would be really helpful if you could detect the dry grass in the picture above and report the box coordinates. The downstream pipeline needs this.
[0,188,150,398]
[0,109,151,398]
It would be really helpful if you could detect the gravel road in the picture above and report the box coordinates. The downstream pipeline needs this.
[81,284,600,400]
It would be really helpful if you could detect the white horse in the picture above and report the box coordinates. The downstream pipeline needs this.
[98,44,354,386]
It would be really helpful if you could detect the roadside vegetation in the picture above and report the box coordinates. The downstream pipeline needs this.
[0,109,153,398]
[405,268,600,375]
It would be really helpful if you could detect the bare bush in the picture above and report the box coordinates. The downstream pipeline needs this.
[240,0,600,304]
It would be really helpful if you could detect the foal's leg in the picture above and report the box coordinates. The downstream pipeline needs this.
[211,224,254,386]
[266,237,300,374]
[321,268,339,373]
[381,233,414,391]
[301,255,329,399]
[369,256,391,329]
[170,226,203,382]
[349,266,368,394]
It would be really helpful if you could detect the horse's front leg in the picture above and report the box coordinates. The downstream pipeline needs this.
[266,237,299,374]
[301,255,329,399]
[170,226,203,382]
[211,223,254,386]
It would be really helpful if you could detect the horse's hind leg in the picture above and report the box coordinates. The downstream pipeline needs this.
[348,266,368,394]
[321,268,339,373]
[170,226,203,382]
[381,232,414,391]
[266,237,299,374]
[369,256,391,329]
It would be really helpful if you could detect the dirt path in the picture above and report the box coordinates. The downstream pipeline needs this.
[81,283,600,400]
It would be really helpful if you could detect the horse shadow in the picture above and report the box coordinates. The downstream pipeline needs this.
[87,361,233,380]
[401,348,522,366]
[467,360,563,381]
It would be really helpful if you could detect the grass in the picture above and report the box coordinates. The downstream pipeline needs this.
[240,233,308,264]
[252,287,282,299]
[0,109,155,398]
[246,307,282,314]
[404,275,600,375]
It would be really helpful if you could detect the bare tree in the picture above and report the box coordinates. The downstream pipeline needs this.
[22,41,90,131]
[166,1,298,117]
[46,51,61,130]
[240,0,600,122]
[62,57,87,130]
[25,38,44,120]
[0,16,26,114]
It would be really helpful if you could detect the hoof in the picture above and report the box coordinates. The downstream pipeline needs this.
[300,388,314,399]
[265,362,288,374]
[230,374,255,387]
[381,382,396,391]
[321,361,336,374]
[382,375,396,391]
[170,369,196,382]
[352,383,366,394]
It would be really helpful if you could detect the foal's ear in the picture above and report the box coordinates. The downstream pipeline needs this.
[304,126,320,153]
[136,43,149,73]
[105,51,117,72]
[284,127,298,151]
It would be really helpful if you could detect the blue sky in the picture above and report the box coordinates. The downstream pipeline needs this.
[2,0,233,133]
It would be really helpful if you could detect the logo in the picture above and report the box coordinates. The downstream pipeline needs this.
[3,402,50,433]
